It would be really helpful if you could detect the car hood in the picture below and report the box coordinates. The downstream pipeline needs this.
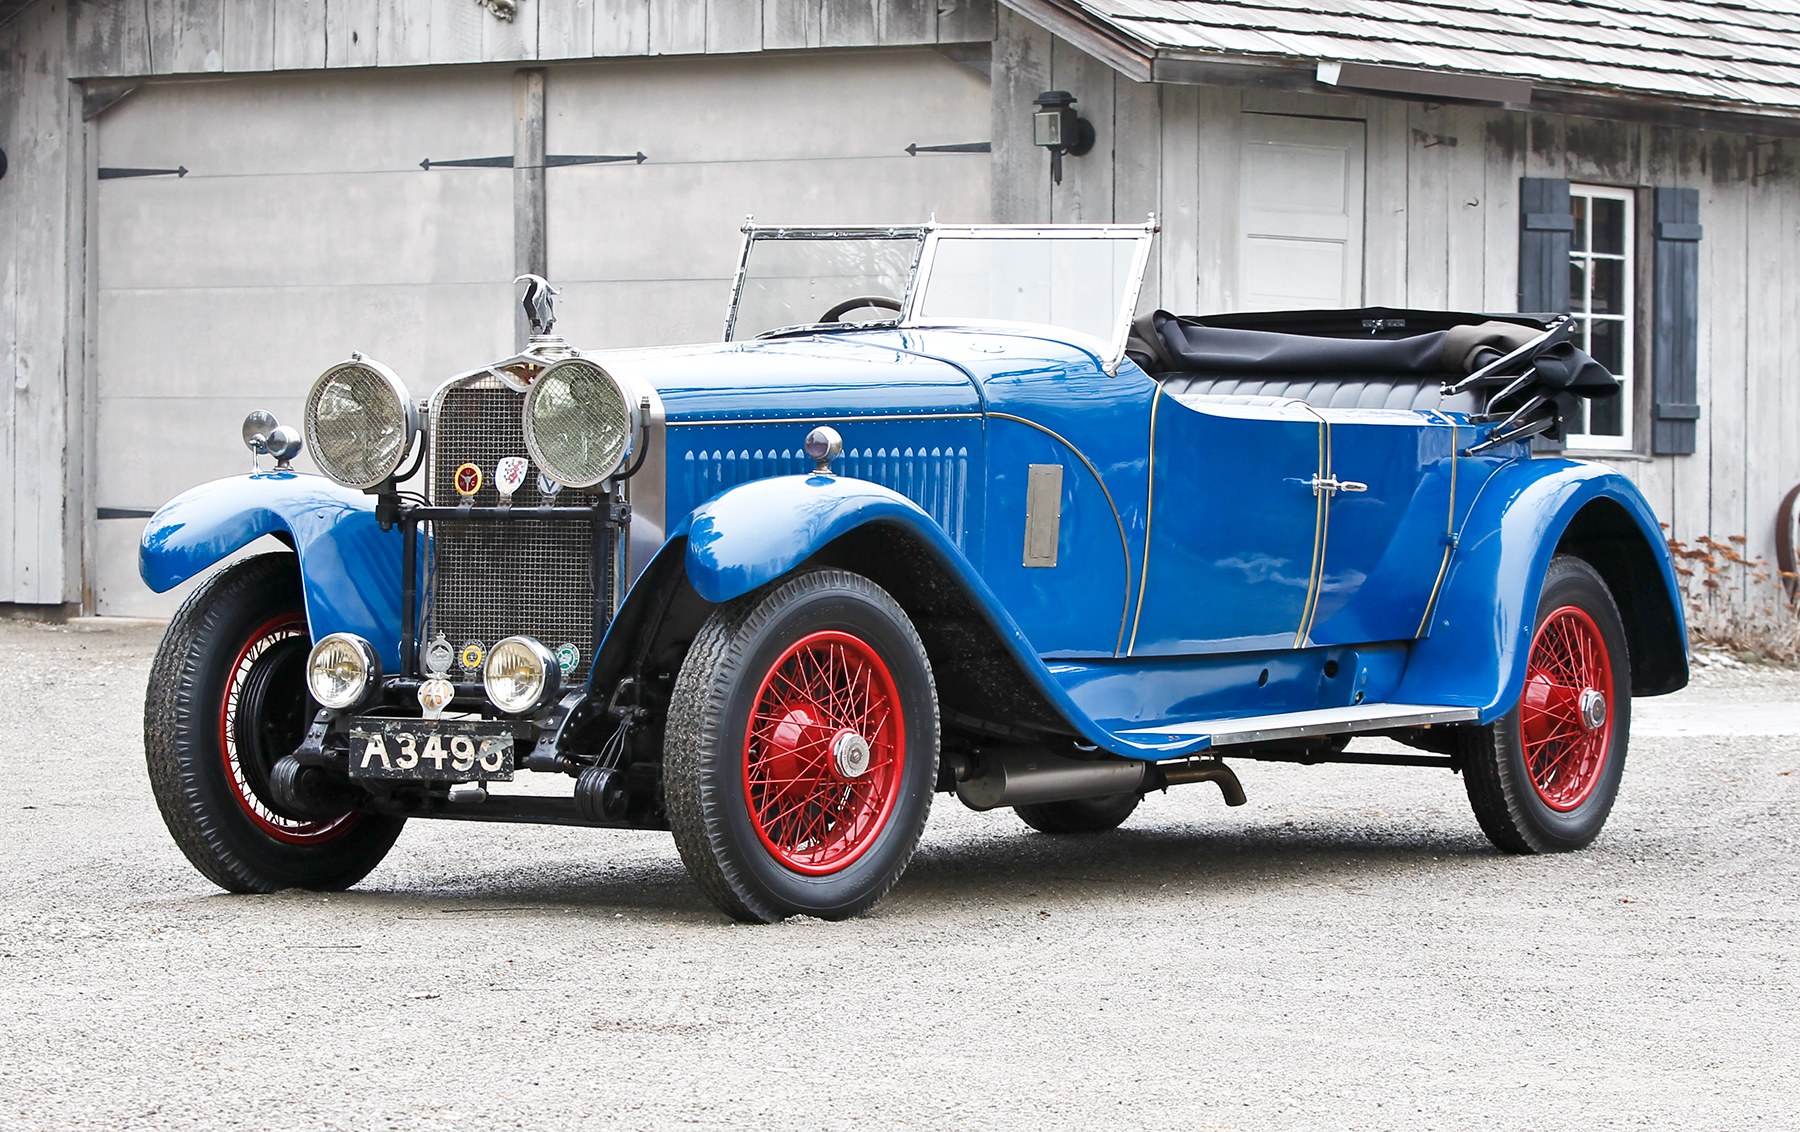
[589,335,985,422]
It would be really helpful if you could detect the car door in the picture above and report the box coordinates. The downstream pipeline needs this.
[1128,393,1326,655]
[1301,409,1462,647]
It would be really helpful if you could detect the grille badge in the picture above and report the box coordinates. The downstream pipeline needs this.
[537,473,562,498]
[459,640,485,673]
[496,456,529,498]
[555,642,581,676]
[454,463,483,498]
[423,634,454,676]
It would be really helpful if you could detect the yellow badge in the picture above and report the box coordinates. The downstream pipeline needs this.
[453,463,483,497]
[459,641,485,671]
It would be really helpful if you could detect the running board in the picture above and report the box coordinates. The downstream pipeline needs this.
[1121,703,1478,748]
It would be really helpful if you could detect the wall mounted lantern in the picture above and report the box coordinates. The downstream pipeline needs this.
[1033,90,1094,186]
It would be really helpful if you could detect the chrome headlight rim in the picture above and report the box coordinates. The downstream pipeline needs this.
[303,355,420,491]
[305,632,381,712]
[520,357,638,491]
[482,635,561,716]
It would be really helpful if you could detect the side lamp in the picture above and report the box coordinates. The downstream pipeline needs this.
[1033,90,1095,186]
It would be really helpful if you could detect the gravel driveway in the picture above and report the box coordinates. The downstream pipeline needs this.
[3,618,1794,1130]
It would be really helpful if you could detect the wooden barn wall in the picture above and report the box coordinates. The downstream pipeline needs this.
[65,0,999,76]
[993,10,1800,577]
[1,1,83,607]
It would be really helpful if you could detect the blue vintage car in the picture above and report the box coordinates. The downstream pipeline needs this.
[139,221,1688,921]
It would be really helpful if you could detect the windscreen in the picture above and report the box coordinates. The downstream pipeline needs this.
[729,235,921,340]
[913,235,1141,343]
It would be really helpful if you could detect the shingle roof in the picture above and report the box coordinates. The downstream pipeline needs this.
[1038,0,1800,113]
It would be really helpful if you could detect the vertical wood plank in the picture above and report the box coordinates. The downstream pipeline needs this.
[63,94,93,605]
[377,0,433,67]
[937,0,996,42]
[596,0,653,55]
[272,0,329,70]
[649,0,708,54]
[483,0,540,61]
[1743,141,1787,584]
[1443,104,1488,310]
[1113,76,1161,314]
[1049,35,1114,224]
[1361,98,1408,305]
[540,0,595,59]
[154,0,224,73]
[1405,102,1450,307]
[708,0,765,52]
[1481,110,1526,312]
[820,0,879,47]
[762,0,821,49]
[327,0,382,68]
[221,0,276,72]
[990,6,1049,224]
[0,39,19,596]
[876,0,934,44]
[72,0,153,78]
[1157,82,1200,315]
[428,0,485,63]
[1703,139,1749,545]
[1190,85,1241,311]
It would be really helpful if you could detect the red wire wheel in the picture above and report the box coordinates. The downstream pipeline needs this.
[1519,604,1616,812]
[741,630,905,875]
[219,613,357,845]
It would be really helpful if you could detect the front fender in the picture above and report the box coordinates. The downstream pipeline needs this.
[1395,459,1685,721]
[139,472,405,668]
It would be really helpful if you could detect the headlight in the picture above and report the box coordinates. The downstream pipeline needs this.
[303,355,418,490]
[306,633,380,711]
[521,358,637,490]
[483,636,560,715]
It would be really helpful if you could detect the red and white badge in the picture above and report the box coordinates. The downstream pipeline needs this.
[453,463,483,497]
[495,456,530,498]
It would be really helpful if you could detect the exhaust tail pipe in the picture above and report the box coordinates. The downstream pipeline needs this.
[952,748,1245,811]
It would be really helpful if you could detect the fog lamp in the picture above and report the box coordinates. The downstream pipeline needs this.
[483,636,561,715]
[306,633,380,711]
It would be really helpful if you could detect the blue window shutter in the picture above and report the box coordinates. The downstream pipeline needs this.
[1651,187,1701,456]
[1519,178,1572,451]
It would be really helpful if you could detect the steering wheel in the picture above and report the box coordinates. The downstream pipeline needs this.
[819,295,902,323]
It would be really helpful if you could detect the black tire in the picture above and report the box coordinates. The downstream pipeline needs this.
[1015,792,1141,834]
[1462,555,1630,853]
[664,569,939,922]
[144,554,405,892]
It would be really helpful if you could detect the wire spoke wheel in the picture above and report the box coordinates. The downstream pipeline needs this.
[743,630,904,874]
[1519,605,1615,812]
[1462,555,1631,854]
[220,613,356,844]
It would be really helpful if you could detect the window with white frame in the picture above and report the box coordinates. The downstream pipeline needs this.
[1566,184,1635,450]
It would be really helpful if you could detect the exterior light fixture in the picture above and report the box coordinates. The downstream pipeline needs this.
[1033,90,1094,186]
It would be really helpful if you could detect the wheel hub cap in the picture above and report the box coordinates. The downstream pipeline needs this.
[832,730,872,779]
[1579,688,1607,731]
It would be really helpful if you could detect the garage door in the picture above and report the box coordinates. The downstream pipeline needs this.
[93,69,517,616]
[93,49,990,616]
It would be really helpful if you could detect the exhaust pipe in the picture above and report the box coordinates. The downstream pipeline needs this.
[952,748,1245,811]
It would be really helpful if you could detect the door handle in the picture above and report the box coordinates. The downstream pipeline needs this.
[1309,475,1368,496]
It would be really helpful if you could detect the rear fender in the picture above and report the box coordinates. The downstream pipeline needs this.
[1395,460,1687,720]
[139,472,405,668]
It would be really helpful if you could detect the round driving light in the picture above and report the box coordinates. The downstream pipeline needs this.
[303,355,418,490]
[306,633,380,711]
[521,358,637,490]
[483,636,560,715]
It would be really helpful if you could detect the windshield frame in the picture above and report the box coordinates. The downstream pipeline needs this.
[724,219,1158,375]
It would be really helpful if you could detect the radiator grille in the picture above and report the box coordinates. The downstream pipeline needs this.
[425,376,610,681]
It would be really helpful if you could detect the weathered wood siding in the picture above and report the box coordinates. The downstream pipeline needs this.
[1,1,82,607]
[66,0,998,76]
[993,10,1800,576]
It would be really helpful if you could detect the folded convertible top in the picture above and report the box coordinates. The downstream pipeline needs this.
[1139,307,1551,378]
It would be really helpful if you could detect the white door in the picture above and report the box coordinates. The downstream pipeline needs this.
[1238,115,1365,310]
[93,69,517,615]
[544,49,991,348]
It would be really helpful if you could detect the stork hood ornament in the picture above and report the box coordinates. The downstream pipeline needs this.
[515,273,558,336]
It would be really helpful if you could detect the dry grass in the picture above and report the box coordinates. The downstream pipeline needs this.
[1666,532,1800,665]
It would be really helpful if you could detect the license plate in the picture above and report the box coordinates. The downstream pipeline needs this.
[349,719,516,782]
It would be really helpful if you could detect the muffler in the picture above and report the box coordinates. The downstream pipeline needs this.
[952,748,1245,811]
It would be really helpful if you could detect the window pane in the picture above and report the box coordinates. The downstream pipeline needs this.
[1568,260,1587,313]
[1588,386,1624,436]
[1571,195,1588,253]
[1590,318,1625,373]
[1592,197,1626,255]
[1589,257,1623,314]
